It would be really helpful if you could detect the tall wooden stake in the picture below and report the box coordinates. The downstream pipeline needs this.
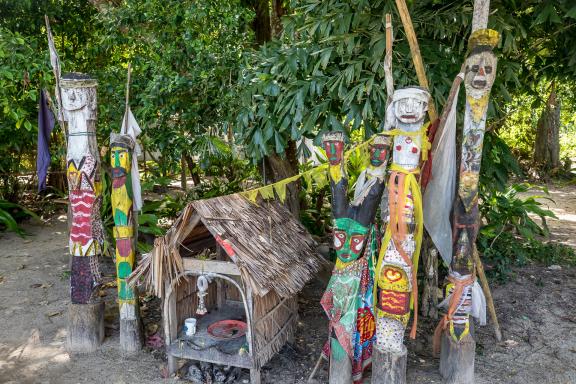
[437,1,499,382]
[321,132,391,384]
[372,87,430,384]
[394,0,437,121]
[63,73,105,353]
[111,64,144,352]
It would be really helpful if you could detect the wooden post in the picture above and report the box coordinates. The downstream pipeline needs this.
[420,242,439,320]
[439,332,476,384]
[471,0,490,31]
[394,0,437,121]
[372,87,430,384]
[111,64,144,353]
[439,0,499,382]
[67,302,105,353]
[62,73,105,353]
[321,132,391,383]
[371,345,407,384]
[111,133,144,352]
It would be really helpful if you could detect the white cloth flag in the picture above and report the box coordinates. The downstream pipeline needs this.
[423,86,460,266]
[121,107,143,211]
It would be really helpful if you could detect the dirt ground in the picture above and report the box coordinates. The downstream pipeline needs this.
[1,184,575,384]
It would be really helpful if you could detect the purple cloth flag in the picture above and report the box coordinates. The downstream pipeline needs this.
[37,89,55,192]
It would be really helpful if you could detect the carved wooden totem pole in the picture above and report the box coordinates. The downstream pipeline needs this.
[111,131,143,352]
[321,132,391,384]
[63,73,105,353]
[436,2,497,382]
[372,87,429,384]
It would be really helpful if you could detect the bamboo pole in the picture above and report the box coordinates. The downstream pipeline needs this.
[473,246,502,341]
[394,0,437,121]
[384,14,394,107]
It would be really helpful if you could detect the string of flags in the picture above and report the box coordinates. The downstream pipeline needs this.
[239,135,375,204]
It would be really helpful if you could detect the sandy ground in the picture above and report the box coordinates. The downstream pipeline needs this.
[0,184,575,384]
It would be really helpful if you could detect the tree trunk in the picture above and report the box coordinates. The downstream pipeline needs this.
[184,153,201,186]
[247,0,272,45]
[534,84,560,172]
[62,74,104,353]
[180,156,187,190]
[271,0,287,37]
[263,139,300,217]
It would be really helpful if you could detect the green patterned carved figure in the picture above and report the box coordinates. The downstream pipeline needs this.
[110,132,142,351]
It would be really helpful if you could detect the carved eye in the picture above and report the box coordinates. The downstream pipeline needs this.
[411,147,418,154]
[396,145,402,151]
[485,66,493,74]
[334,231,346,250]
[350,234,365,254]
[472,65,479,72]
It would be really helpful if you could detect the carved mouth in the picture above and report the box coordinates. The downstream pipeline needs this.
[473,80,487,88]
[339,253,351,261]
[401,115,416,120]
[112,168,127,178]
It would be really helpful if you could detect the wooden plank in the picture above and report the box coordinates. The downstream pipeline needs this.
[167,342,253,369]
[182,258,241,276]
[394,0,437,121]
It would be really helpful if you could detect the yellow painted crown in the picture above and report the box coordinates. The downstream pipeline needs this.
[468,29,500,50]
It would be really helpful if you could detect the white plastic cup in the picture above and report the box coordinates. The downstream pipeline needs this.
[184,318,197,337]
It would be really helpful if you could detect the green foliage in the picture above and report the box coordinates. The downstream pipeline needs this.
[498,82,576,163]
[477,182,570,280]
[92,0,254,172]
[0,28,51,200]
[188,155,260,199]
[237,0,576,163]
[479,131,523,192]
[480,183,556,240]
[0,199,37,235]
[477,133,574,279]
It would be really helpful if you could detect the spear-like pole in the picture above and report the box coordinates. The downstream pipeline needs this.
[44,15,64,132]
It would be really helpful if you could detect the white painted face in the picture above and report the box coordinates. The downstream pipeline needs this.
[62,87,88,111]
[393,97,427,124]
[464,50,497,98]
[392,134,422,170]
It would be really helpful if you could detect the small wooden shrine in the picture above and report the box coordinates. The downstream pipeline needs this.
[132,194,326,383]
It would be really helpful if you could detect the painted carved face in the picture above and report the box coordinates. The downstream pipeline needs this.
[111,145,131,177]
[369,143,389,167]
[62,87,88,111]
[464,50,497,98]
[323,140,344,166]
[333,217,369,263]
[392,134,422,170]
[393,97,427,124]
[111,145,131,189]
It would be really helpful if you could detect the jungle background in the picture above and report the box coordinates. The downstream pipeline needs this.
[0,0,575,383]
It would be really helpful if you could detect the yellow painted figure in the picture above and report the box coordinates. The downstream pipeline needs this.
[110,138,137,319]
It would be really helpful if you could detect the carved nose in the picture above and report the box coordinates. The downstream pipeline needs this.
[478,66,485,76]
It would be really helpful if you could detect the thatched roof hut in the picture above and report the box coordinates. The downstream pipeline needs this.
[132,193,326,383]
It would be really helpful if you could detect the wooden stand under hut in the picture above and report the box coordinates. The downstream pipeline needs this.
[131,194,327,383]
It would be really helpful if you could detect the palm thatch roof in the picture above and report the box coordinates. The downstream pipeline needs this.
[131,194,326,298]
